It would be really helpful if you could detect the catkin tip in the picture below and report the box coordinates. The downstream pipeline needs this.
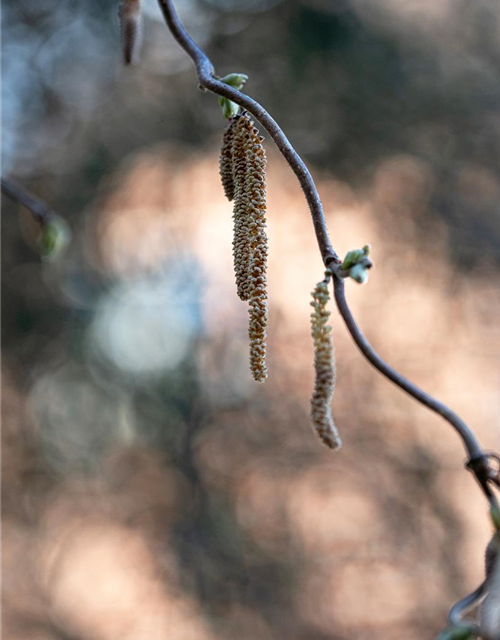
[321,432,342,450]
[120,0,143,66]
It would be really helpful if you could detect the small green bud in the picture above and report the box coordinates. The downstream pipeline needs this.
[435,626,474,640]
[219,73,249,90]
[486,532,500,578]
[341,244,370,270]
[349,263,369,284]
[341,249,364,270]
[218,73,249,119]
[38,216,70,261]
[219,96,240,120]
[491,503,500,531]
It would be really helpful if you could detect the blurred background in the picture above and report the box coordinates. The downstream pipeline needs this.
[2,0,500,638]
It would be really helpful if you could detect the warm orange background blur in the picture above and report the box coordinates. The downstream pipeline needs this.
[3,1,500,638]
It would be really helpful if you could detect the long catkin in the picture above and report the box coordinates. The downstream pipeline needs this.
[222,113,269,381]
[245,122,268,383]
[119,0,143,65]
[310,274,341,449]
[219,119,237,202]
[231,115,253,302]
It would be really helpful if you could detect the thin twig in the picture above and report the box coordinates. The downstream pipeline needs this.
[448,581,486,627]
[154,0,491,475]
[332,276,484,459]
[156,0,337,266]
[445,580,498,640]
[1,178,54,225]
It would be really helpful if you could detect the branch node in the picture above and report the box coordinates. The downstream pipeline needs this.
[466,454,492,484]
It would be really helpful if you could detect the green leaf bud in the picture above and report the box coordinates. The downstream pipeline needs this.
[38,216,70,261]
[219,73,249,90]
[349,263,369,284]
[341,244,371,270]
[219,97,240,120]
[491,503,500,531]
[435,626,473,640]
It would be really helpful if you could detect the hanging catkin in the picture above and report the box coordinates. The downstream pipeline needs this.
[119,0,143,65]
[232,113,260,301]
[310,272,341,449]
[222,112,268,381]
[245,123,268,382]
[219,119,237,201]
[231,114,253,302]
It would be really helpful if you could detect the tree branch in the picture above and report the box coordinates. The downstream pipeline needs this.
[449,581,486,628]
[1,177,54,225]
[157,0,338,266]
[156,0,497,520]
[332,276,484,459]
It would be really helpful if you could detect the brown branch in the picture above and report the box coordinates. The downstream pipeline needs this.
[156,0,337,266]
[154,0,494,482]
[1,177,54,225]
[447,581,486,638]
[332,276,483,459]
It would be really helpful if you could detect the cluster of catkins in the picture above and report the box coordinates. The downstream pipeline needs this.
[309,271,342,450]
[219,112,268,382]
[220,114,340,447]
[117,2,339,447]
[119,0,143,65]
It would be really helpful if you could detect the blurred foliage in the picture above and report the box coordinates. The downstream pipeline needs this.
[3,0,500,265]
[2,0,500,639]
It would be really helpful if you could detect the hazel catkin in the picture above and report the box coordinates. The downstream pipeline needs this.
[221,112,268,382]
[245,121,268,383]
[231,114,253,302]
[219,118,237,202]
[310,273,341,449]
[119,0,143,65]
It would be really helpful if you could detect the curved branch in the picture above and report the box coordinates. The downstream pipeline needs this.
[1,178,54,225]
[156,0,338,265]
[155,0,491,472]
[332,276,484,459]
[448,581,486,627]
